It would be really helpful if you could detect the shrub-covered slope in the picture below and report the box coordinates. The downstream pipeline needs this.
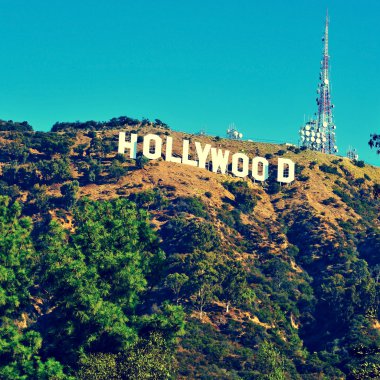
[0,119,380,379]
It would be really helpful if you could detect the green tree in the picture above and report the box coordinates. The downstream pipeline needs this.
[80,158,103,183]
[0,197,66,379]
[320,273,347,323]
[223,181,257,213]
[100,139,117,157]
[368,133,379,154]
[220,261,253,313]
[6,141,29,163]
[37,198,170,366]
[108,160,127,182]
[2,163,39,188]
[37,158,71,184]
[255,341,286,380]
[88,135,102,156]
[77,353,120,380]
[264,257,292,292]
[0,181,20,200]
[27,184,50,212]
[118,332,176,379]
[78,332,176,380]
[161,218,220,255]
[130,190,156,210]
[172,196,207,218]
[165,273,189,304]
[0,198,34,318]
[32,133,73,157]
[184,251,221,318]
[130,189,169,211]
[60,180,79,210]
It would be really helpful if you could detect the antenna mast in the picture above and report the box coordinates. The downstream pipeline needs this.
[299,11,338,154]
[317,10,337,154]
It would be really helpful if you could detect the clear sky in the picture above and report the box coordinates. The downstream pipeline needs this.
[0,0,379,165]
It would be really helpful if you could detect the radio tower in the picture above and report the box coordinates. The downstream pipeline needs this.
[317,10,337,153]
[299,11,338,154]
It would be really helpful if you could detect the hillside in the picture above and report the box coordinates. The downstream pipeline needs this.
[0,119,380,379]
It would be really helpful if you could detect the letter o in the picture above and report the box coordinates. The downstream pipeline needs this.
[143,134,162,159]
[232,153,249,178]
[251,157,269,181]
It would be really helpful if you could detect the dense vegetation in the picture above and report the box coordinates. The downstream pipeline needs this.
[51,116,170,132]
[0,123,380,379]
[0,196,185,379]
[0,119,33,131]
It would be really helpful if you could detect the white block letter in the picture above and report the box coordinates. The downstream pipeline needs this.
[182,140,197,167]
[165,136,181,163]
[252,157,269,181]
[118,132,137,159]
[277,158,295,183]
[143,134,162,159]
[195,142,211,169]
[232,153,249,178]
[211,148,229,174]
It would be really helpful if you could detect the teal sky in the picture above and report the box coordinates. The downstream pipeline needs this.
[1,0,379,165]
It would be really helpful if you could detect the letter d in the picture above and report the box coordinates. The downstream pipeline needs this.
[277,158,295,183]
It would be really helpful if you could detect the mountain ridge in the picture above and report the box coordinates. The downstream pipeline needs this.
[0,120,380,379]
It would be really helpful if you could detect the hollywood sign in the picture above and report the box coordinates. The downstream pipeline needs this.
[118,133,295,183]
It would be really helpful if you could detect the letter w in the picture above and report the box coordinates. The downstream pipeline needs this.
[211,148,229,174]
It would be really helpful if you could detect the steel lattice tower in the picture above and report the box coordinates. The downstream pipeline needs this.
[299,11,338,154]
[316,11,337,154]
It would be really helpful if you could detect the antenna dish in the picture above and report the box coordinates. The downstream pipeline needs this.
[226,124,243,140]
